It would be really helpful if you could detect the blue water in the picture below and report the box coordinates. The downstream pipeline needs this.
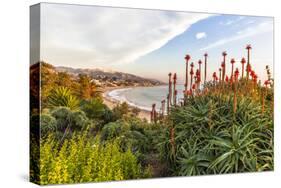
[107,85,185,111]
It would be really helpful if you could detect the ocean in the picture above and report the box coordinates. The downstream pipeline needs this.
[107,85,185,111]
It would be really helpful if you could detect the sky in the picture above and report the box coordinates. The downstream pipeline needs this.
[40,3,274,83]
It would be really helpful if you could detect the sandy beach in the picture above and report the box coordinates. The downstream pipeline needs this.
[101,86,151,122]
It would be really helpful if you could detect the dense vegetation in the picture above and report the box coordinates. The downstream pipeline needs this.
[30,61,274,185]
[159,94,273,176]
[39,133,149,184]
[30,62,156,184]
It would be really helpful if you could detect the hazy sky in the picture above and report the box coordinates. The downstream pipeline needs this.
[40,3,274,83]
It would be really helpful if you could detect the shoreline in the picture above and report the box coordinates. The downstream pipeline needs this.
[101,86,152,121]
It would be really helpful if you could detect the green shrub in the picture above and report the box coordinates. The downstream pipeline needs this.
[101,121,122,141]
[81,98,106,119]
[80,98,116,131]
[112,102,129,120]
[100,117,160,166]
[40,114,57,137]
[39,131,148,185]
[51,107,90,132]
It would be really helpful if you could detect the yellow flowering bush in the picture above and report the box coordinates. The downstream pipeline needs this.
[39,131,148,185]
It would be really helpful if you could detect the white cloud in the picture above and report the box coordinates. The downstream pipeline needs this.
[40,3,210,68]
[196,32,207,39]
[200,21,273,51]
[220,16,245,26]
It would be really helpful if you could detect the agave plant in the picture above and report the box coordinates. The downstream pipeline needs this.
[47,86,80,110]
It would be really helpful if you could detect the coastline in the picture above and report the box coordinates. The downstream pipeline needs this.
[101,86,152,121]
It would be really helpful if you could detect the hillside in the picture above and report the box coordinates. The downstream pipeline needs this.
[56,66,165,87]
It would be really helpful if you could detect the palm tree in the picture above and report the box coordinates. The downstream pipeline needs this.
[76,74,102,100]
[56,72,72,88]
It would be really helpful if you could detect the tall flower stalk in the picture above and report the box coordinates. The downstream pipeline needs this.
[166,94,170,115]
[241,57,246,79]
[190,62,194,90]
[151,103,157,123]
[196,69,201,90]
[173,73,177,106]
[170,126,175,157]
[219,68,222,83]
[230,58,235,79]
[261,88,265,114]
[246,44,252,81]
[168,73,172,106]
[161,99,166,116]
[222,51,227,82]
[185,54,191,92]
[198,60,202,87]
[233,68,239,113]
[204,53,208,84]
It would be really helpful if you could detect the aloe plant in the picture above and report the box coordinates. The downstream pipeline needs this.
[158,93,273,176]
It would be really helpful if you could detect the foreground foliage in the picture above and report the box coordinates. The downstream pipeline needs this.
[30,61,274,184]
[158,94,273,176]
[39,132,151,185]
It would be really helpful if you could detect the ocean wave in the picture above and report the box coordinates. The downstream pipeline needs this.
[107,88,152,111]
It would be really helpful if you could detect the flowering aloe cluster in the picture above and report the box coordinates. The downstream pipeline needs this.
[155,45,274,175]
[151,44,274,122]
